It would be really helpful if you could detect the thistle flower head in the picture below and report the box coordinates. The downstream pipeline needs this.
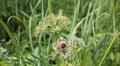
[34,14,71,37]
[52,36,86,59]
[52,37,73,59]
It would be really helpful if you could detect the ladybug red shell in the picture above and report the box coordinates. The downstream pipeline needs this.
[60,43,66,49]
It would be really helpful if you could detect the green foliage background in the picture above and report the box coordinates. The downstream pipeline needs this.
[0,0,120,66]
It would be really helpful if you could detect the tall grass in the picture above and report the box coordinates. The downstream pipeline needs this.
[0,0,120,66]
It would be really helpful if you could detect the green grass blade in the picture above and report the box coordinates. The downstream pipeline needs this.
[7,16,28,30]
[20,10,30,18]
[112,0,116,34]
[0,19,14,40]
[69,0,80,38]
[99,32,120,66]
[29,17,33,52]
[34,0,41,11]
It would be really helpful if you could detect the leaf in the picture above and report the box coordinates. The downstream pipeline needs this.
[60,64,66,66]
[0,61,9,66]
[81,50,93,66]
[115,52,120,64]
[110,52,114,61]
[0,19,14,40]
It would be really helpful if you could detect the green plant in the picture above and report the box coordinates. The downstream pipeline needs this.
[0,0,120,66]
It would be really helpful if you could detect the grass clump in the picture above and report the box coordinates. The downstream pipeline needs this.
[0,0,120,66]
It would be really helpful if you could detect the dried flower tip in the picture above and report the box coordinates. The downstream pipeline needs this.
[70,36,86,47]
[34,26,40,37]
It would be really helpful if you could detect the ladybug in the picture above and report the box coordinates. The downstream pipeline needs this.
[60,42,66,49]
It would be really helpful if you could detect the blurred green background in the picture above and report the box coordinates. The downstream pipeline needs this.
[0,0,120,66]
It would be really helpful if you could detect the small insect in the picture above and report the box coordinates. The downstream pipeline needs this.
[60,42,66,49]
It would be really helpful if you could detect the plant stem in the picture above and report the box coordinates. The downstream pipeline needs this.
[112,0,116,34]
[48,0,52,14]
[99,32,120,66]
